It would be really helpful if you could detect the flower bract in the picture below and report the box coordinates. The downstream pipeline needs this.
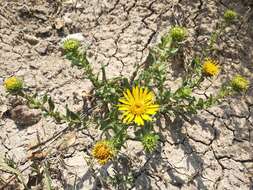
[170,26,187,42]
[141,133,159,153]
[231,75,249,92]
[224,10,237,23]
[63,39,80,52]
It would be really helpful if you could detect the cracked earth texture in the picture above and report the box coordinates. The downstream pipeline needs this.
[0,0,253,189]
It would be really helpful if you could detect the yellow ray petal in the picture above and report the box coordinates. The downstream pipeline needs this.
[144,95,153,105]
[147,104,159,109]
[146,108,159,115]
[119,98,131,105]
[123,113,132,123]
[127,89,134,102]
[127,114,135,123]
[118,106,130,111]
[143,88,148,97]
[122,111,131,116]
[141,114,153,121]
[139,87,143,99]
[144,100,155,106]
[123,91,131,102]
[134,115,144,126]
[132,86,139,101]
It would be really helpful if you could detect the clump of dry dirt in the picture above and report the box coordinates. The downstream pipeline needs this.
[0,0,253,189]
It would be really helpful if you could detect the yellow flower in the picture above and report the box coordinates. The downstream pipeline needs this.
[231,75,249,91]
[4,76,23,93]
[202,58,220,77]
[118,86,159,126]
[92,140,115,165]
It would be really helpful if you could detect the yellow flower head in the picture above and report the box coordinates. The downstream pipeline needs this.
[4,76,23,93]
[92,140,115,165]
[231,75,249,92]
[202,58,220,77]
[118,86,159,126]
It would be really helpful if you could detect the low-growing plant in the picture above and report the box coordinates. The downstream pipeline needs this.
[3,9,250,188]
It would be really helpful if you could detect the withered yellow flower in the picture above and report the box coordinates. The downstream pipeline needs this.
[202,58,220,77]
[4,76,23,93]
[118,86,159,126]
[92,140,115,165]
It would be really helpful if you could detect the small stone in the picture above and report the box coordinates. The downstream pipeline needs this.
[36,26,52,37]
[35,41,48,55]
[18,5,30,17]
[0,77,3,85]
[63,13,72,24]
[0,105,8,118]
[23,34,39,45]
[63,152,94,189]
[54,18,65,30]
[62,0,77,5]
[10,105,41,126]
[61,33,85,43]
[8,147,27,163]
[8,96,24,107]
[58,132,76,150]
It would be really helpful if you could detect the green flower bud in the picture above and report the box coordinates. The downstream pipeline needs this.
[63,39,80,52]
[4,76,23,93]
[231,75,249,92]
[170,26,187,42]
[141,133,159,153]
[224,10,237,23]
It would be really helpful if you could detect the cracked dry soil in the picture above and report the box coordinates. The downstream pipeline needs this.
[0,0,253,189]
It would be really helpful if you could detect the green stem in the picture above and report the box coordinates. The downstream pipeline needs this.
[18,91,84,127]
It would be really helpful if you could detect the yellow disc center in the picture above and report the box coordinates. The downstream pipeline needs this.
[131,102,145,115]
[96,145,110,159]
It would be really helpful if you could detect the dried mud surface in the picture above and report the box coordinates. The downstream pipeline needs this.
[0,0,253,189]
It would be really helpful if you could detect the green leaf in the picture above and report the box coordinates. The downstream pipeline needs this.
[159,34,172,49]
[66,106,80,121]
[48,97,55,111]
[122,77,130,89]
[0,156,27,188]
[101,65,107,82]
[176,87,192,98]
[145,51,156,65]
[43,163,52,190]
[42,95,48,104]
[197,98,204,109]
[110,88,116,94]
[191,57,201,68]
[170,48,179,54]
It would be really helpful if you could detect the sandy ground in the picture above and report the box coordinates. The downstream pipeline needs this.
[0,0,253,189]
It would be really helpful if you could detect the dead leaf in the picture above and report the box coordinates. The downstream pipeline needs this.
[27,151,48,160]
